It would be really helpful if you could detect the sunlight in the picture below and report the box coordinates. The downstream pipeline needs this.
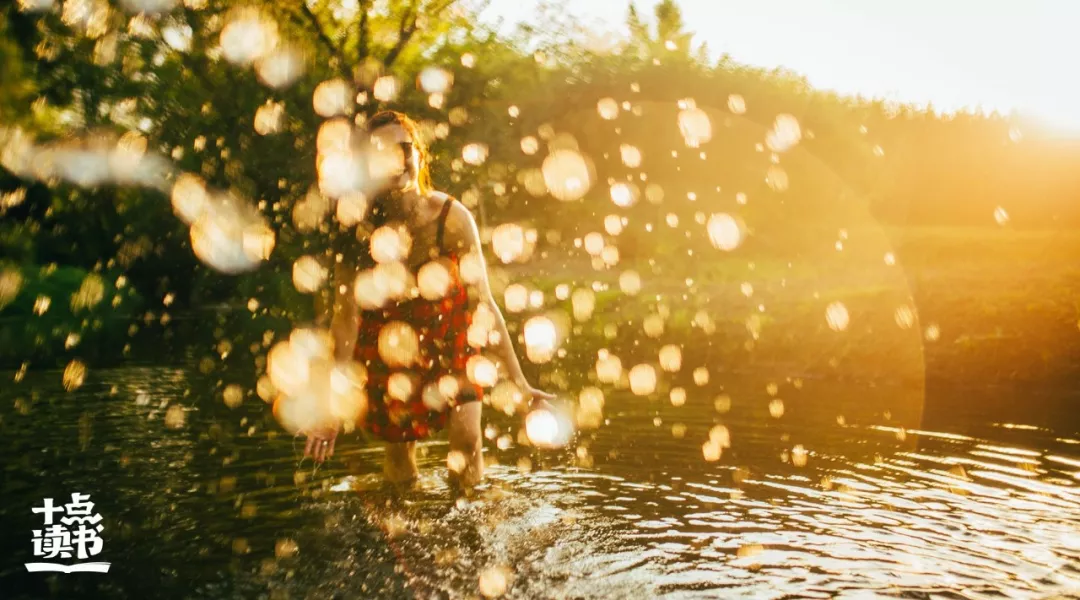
[482,0,1080,131]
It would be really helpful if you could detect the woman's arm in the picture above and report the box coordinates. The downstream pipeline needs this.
[445,201,555,404]
[329,260,360,361]
[304,259,357,463]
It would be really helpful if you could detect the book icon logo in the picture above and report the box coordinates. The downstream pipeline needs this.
[25,493,110,574]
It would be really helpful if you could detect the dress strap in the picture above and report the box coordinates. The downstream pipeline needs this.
[435,197,454,253]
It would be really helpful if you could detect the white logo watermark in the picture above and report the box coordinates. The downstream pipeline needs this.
[25,493,111,574]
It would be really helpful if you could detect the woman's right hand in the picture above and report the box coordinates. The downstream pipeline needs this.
[304,426,339,464]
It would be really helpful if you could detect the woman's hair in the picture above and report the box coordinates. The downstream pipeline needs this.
[366,110,433,195]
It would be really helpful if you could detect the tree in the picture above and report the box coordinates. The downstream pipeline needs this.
[654,0,692,53]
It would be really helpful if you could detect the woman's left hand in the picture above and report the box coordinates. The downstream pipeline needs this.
[520,382,557,410]
[303,426,339,464]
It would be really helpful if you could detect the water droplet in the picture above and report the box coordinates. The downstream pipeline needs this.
[609,182,638,207]
[255,45,304,89]
[377,321,420,368]
[571,287,595,321]
[766,114,801,152]
[766,165,789,192]
[668,387,686,407]
[629,364,657,396]
[605,214,625,236]
[894,305,915,329]
[519,136,539,155]
[462,142,489,166]
[447,450,467,473]
[524,316,557,363]
[254,101,285,135]
[542,149,592,201]
[643,314,664,338]
[706,213,743,251]
[18,0,55,12]
[335,192,368,226]
[619,144,642,168]
[274,539,298,559]
[659,344,682,372]
[220,7,279,66]
[619,270,641,296]
[292,256,327,294]
[33,295,51,316]
[370,225,411,263]
[503,284,528,313]
[164,404,185,429]
[62,0,111,37]
[924,323,941,342]
[418,67,453,94]
[223,384,244,408]
[694,367,710,386]
[479,566,512,598]
[597,98,619,120]
[312,79,352,118]
[595,352,622,384]
[63,360,87,391]
[678,106,712,147]
[702,439,722,462]
[70,274,105,312]
[0,268,23,310]
[826,301,850,331]
[190,194,274,273]
[467,355,498,388]
[170,174,209,224]
[582,232,604,256]
[372,75,399,103]
[727,94,746,114]
[161,21,193,52]
[417,261,451,300]
[791,444,808,467]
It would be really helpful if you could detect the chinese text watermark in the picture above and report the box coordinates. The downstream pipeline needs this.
[25,493,110,574]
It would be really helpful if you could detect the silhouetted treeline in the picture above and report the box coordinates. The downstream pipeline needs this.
[1,0,1078,331]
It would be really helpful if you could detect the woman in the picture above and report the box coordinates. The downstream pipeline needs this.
[303,110,555,488]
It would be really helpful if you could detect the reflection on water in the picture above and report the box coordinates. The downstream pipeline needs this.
[1,366,1078,599]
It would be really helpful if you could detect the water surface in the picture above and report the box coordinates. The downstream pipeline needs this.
[1,366,1078,599]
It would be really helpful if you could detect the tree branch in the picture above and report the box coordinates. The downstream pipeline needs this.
[382,0,421,69]
[297,3,348,77]
[426,0,457,17]
[356,0,370,61]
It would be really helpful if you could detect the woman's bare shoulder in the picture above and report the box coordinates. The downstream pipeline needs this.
[436,192,479,251]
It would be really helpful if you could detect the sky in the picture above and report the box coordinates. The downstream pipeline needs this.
[479,0,1079,133]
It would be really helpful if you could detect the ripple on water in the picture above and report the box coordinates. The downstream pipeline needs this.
[1,368,1079,599]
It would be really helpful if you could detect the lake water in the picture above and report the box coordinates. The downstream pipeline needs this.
[1,366,1078,599]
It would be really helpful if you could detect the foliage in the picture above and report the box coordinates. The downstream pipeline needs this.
[0,262,143,365]
[0,0,1077,368]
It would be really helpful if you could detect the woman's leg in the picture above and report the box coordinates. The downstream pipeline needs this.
[383,441,418,483]
[447,401,483,488]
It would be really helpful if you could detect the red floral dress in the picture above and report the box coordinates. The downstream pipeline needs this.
[353,199,482,443]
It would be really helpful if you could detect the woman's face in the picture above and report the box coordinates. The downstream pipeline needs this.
[370,123,420,191]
